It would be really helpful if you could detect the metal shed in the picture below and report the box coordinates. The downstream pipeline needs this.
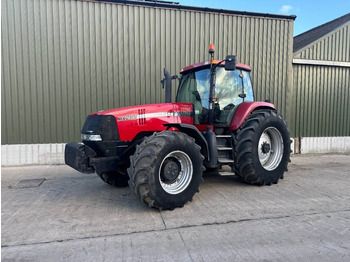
[292,13,350,138]
[1,0,296,164]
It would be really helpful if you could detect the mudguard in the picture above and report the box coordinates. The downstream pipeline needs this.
[229,102,276,131]
[163,123,209,161]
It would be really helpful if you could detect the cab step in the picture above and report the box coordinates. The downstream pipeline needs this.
[218,158,234,164]
[216,134,234,166]
[215,135,231,138]
[219,171,235,176]
[217,147,233,151]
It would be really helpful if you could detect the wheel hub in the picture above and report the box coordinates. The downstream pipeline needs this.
[261,142,271,154]
[258,127,284,171]
[161,158,181,183]
[159,151,193,195]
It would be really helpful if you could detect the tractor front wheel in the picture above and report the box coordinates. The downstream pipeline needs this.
[233,109,291,185]
[127,131,204,210]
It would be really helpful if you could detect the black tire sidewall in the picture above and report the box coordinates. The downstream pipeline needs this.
[250,113,290,183]
[151,136,203,207]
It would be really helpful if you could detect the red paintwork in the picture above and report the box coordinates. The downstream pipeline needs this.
[92,103,194,141]
[229,102,275,131]
[195,125,213,131]
[180,60,251,73]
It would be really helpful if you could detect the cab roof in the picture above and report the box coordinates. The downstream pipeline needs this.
[180,60,252,74]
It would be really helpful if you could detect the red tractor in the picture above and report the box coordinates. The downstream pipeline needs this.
[65,44,291,210]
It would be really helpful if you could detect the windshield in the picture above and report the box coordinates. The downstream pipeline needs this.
[176,67,254,125]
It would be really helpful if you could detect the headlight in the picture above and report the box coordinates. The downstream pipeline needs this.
[81,134,102,141]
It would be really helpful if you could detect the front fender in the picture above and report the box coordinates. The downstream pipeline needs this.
[229,102,276,131]
[163,123,209,161]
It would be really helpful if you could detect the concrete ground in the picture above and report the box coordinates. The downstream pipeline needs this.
[1,154,350,261]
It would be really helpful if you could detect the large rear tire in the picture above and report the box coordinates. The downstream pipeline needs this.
[128,131,204,210]
[233,109,291,185]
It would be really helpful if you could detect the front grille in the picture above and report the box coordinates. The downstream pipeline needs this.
[81,115,119,141]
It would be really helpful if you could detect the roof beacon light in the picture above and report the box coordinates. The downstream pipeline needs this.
[208,43,215,54]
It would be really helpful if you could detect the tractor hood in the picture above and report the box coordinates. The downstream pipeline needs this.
[89,103,194,141]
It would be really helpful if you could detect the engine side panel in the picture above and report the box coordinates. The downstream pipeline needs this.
[229,102,276,131]
[92,103,194,141]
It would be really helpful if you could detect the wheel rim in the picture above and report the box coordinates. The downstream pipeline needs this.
[258,127,284,171]
[159,150,193,195]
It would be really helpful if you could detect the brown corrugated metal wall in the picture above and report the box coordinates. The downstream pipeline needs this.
[1,0,294,144]
[292,22,350,137]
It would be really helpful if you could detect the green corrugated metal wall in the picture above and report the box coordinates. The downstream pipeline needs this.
[1,0,294,144]
[294,23,350,61]
[293,65,350,137]
[292,22,350,137]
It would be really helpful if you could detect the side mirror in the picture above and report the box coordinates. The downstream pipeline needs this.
[224,55,237,71]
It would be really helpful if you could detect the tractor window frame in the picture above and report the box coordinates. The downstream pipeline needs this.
[176,67,254,125]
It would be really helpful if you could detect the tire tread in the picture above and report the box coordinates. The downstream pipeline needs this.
[233,109,291,185]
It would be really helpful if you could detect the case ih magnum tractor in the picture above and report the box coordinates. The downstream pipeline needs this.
[65,44,291,210]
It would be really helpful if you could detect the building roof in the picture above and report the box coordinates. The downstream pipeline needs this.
[93,0,296,20]
[293,13,350,53]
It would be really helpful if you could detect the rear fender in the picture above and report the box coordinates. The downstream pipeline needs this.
[229,102,276,131]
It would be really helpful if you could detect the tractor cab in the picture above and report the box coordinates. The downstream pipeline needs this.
[176,61,254,127]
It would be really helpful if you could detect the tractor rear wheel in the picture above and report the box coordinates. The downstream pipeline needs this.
[127,131,204,210]
[98,171,129,187]
[233,109,291,185]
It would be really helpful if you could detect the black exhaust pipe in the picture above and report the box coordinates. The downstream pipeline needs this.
[162,68,172,103]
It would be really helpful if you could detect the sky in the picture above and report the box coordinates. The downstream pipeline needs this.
[179,0,350,36]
